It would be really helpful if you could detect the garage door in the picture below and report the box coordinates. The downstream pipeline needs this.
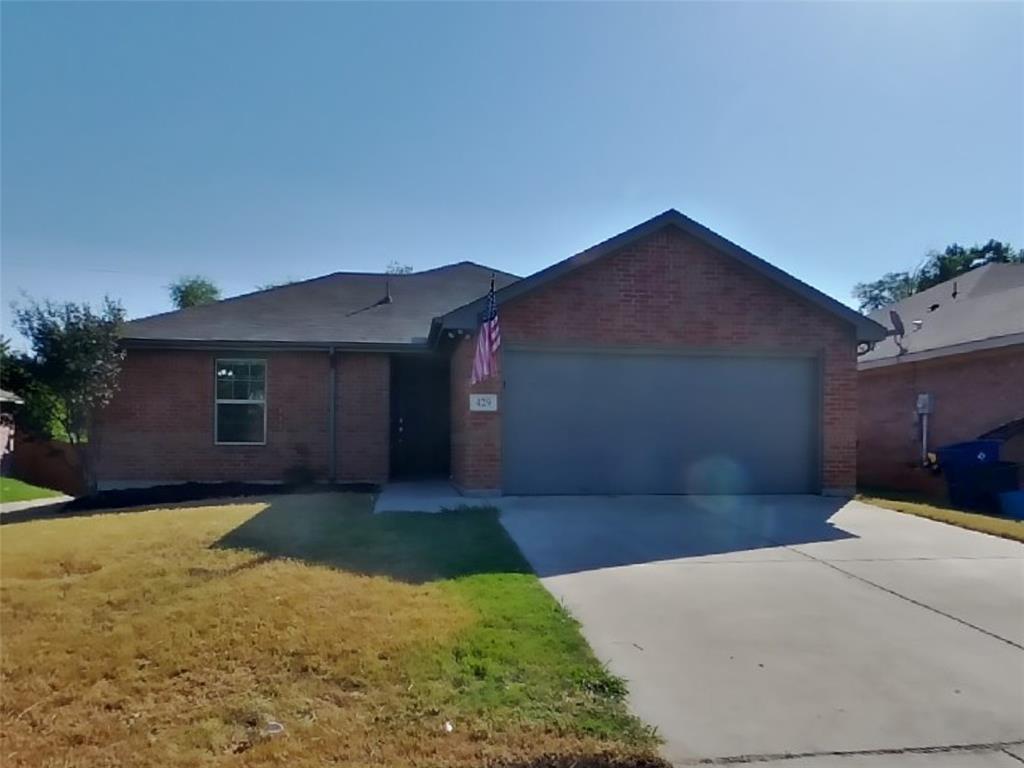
[502,349,820,495]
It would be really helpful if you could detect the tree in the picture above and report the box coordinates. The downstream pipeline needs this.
[168,275,220,309]
[853,239,1023,312]
[385,260,414,275]
[851,271,918,313]
[916,240,1022,293]
[12,298,126,488]
[0,337,66,440]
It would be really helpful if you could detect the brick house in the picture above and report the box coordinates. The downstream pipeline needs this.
[1,388,23,476]
[857,263,1024,493]
[94,210,884,495]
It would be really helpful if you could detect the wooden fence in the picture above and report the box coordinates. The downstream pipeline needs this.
[11,434,87,497]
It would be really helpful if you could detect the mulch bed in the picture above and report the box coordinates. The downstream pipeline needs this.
[65,481,379,511]
[1,481,378,525]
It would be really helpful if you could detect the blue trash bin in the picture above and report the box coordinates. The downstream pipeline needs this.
[936,440,1001,467]
[953,463,1018,510]
[937,441,1010,512]
[937,440,1001,485]
[1000,490,1024,520]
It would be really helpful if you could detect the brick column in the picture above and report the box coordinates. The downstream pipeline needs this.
[449,337,501,493]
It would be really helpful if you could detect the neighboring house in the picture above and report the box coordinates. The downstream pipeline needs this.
[93,210,884,495]
[1,388,24,476]
[858,263,1024,492]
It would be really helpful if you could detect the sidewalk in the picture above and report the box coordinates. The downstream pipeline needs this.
[0,495,73,515]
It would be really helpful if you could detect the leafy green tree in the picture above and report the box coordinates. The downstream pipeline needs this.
[0,336,66,439]
[853,240,1023,312]
[916,240,1022,292]
[851,272,918,313]
[12,298,126,488]
[168,275,220,309]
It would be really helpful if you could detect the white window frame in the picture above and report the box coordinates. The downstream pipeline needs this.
[214,358,267,446]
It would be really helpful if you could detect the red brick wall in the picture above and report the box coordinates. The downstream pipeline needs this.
[94,349,390,486]
[858,345,1024,492]
[451,337,502,492]
[451,226,860,494]
[336,353,390,483]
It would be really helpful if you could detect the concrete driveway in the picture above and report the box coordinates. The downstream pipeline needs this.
[497,496,1024,767]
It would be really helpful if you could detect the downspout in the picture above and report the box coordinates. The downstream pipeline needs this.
[920,412,929,467]
[328,346,337,483]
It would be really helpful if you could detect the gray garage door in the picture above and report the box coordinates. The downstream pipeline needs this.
[502,349,820,495]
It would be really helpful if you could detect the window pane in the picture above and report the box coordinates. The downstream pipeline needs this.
[216,361,265,402]
[217,362,243,381]
[216,403,265,443]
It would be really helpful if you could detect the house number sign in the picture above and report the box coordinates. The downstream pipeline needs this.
[469,394,498,412]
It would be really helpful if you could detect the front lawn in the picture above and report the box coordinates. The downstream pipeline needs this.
[0,493,660,767]
[860,493,1024,543]
[0,477,63,503]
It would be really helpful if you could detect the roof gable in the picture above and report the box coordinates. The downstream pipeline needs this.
[439,210,886,343]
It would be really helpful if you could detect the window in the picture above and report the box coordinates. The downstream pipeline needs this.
[215,359,266,444]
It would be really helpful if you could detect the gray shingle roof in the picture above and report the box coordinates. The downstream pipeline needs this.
[859,263,1024,366]
[123,210,894,350]
[122,262,520,348]
[0,388,24,404]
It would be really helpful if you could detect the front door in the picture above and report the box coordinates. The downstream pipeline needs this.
[390,354,451,479]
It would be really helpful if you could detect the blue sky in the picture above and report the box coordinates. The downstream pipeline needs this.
[2,2,1022,347]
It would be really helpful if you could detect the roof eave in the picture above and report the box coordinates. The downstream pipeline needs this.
[858,332,1024,370]
[119,337,433,353]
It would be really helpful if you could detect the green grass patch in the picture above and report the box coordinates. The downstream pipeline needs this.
[216,496,655,744]
[417,574,646,741]
[0,477,63,503]
[859,493,1024,543]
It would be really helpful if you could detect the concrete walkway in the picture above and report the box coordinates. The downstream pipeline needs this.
[497,496,1024,767]
[0,495,73,515]
[373,480,475,513]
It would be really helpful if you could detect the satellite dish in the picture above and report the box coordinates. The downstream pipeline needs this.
[889,310,905,338]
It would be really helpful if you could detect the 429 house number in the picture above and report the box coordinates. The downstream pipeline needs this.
[469,394,498,412]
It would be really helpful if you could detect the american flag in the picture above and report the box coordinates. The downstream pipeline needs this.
[471,277,501,385]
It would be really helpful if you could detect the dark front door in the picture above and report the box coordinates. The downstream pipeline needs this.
[390,354,451,479]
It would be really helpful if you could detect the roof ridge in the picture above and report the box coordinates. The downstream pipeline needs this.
[124,260,519,326]
[447,260,522,279]
[966,261,1024,298]
[124,270,351,325]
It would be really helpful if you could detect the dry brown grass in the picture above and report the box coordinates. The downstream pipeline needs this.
[0,494,660,768]
[859,494,1024,543]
